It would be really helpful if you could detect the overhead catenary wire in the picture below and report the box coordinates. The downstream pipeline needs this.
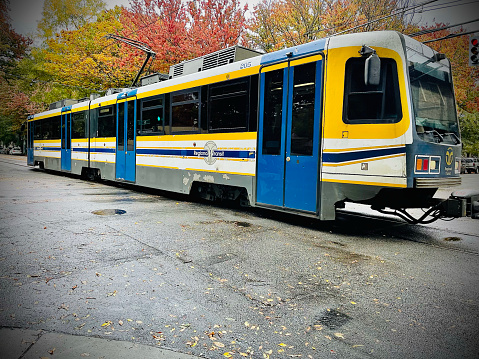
[303,0,440,37]
[408,18,479,37]
[329,0,440,37]
[422,29,479,43]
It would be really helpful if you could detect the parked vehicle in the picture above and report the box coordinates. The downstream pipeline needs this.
[461,157,479,173]
[9,146,22,155]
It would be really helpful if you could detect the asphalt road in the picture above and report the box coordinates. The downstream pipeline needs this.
[1,155,478,359]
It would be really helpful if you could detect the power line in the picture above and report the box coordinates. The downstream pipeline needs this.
[330,0,439,36]
[409,18,479,36]
[422,29,478,43]
[416,0,479,14]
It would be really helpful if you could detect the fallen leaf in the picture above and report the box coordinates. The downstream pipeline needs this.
[214,342,225,348]
[101,321,112,327]
[334,333,345,339]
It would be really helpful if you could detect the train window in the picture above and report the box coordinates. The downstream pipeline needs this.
[41,116,60,140]
[33,120,41,140]
[262,69,283,155]
[27,122,32,148]
[343,58,401,124]
[127,101,135,151]
[249,75,258,132]
[72,111,87,139]
[51,116,61,139]
[291,62,315,156]
[139,96,164,135]
[97,105,116,138]
[42,118,51,140]
[118,104,124,150]
[171,89,200,133]
[208,79,248,132]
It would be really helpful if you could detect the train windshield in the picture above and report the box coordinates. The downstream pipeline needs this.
[406,42,460,145]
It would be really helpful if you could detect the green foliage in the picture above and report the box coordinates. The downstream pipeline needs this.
[459,111,479,157]
[0,0,31,79]
[39,7,132,92]
[37,0,107,40]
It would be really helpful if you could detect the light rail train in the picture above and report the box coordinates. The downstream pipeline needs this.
[26,31,475,223]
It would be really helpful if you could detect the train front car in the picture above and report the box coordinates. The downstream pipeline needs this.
[321,32,469,223]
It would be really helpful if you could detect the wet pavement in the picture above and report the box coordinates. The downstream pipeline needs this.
[0,155,478,358]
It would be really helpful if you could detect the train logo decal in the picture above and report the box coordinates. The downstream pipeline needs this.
[445,147,454,166]
[198,141,224,165]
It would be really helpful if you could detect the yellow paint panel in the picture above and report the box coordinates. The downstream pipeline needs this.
[261,62,288,73]
[323,46,410,139]
[137,132,257,142]
[183,167,254,176]
[90,99,117,109]
[322,178,407,188]
[290,54,323,67]
[323,144,405,153]
[72,105,89,113]
[91,137,116,142]
[34,112,61,120]
[34,139,61,144]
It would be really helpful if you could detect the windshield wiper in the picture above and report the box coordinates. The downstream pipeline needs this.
[423,130,444,143]
[443,132,460,145]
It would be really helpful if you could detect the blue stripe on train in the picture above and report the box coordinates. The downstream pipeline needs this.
[137,148,255,159]
[322,147,405,163]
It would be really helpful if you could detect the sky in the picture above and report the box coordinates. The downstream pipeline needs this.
[7,0,479,39]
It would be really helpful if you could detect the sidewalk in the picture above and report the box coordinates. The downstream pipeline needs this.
[0,328,201,359]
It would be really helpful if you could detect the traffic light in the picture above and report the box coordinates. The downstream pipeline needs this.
[470,34,479,66]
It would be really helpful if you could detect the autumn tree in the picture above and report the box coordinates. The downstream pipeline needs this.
[120,0,248,74]
[39,6,136,92]
[247,0,420,52]
[0,0,31,80]
[37,0,107,40]
[0,0,35,146]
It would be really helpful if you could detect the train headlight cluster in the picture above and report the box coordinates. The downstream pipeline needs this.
[415,155,441,174]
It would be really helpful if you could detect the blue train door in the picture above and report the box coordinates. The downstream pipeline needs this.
[256,56,323,213]
[27,120,34,165]
[61,109,72,171]
[116,94,136,182]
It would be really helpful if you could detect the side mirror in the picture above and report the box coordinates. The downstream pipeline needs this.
[365,53,381,86]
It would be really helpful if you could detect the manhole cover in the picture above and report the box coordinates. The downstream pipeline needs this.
[92,209,126,216]
[314,308,350,330]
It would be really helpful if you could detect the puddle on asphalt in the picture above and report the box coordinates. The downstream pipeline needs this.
[443,237,462,242]
[314,308,351,330]
[233,221,252,227]
[92,209,127,216]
